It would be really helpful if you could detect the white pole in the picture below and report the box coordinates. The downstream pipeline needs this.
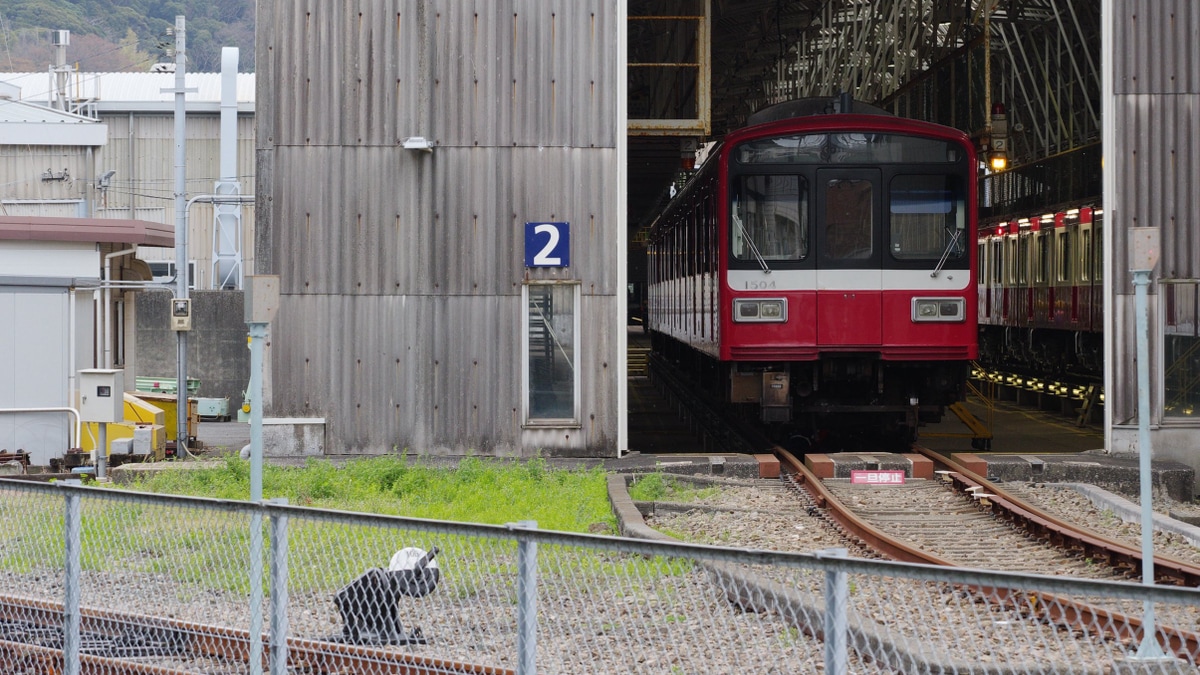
[172,15,190,454]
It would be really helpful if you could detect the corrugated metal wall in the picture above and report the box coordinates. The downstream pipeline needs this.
[1108,1,1200,475]
[0,145,92,213]
[257,0,620,456]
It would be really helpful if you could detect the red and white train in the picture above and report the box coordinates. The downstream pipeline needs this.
[647,99,978,444]
[976,206,1105,380]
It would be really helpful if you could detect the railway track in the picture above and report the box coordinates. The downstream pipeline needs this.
[643,355,1200,663]
[775,447,1200,664]
[0,594,509,675]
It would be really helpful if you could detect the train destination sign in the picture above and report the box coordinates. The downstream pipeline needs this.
[525,221,570,267]
[850,470,906,485]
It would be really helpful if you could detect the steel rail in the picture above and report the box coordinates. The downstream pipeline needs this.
[774,447,1200,664]
[0,594,511,675]
[916,446,1200,588]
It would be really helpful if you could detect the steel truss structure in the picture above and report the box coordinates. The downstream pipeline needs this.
[708,1,1099,206]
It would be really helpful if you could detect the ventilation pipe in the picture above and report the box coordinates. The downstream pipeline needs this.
[212,47,244,290]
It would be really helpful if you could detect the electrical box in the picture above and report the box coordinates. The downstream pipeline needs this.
[170,297,192,331]
[79,369,124,423]
[244,275,280,324]
[1129,227,1160,272]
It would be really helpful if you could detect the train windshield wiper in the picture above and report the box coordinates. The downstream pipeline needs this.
[732,201,771,274]
[930,228,962,278]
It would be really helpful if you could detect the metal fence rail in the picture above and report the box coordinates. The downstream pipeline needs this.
[1,479,1198,674]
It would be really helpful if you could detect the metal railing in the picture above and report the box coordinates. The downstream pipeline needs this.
[1,478,1198,674]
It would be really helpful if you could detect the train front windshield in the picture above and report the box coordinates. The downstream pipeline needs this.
[730,132,969,270]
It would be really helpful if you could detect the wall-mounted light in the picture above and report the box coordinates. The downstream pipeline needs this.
[402,137,434,152]
[96,169,116,189]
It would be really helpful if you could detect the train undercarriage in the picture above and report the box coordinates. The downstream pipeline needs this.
[978,325,1103,383]
[651,333,969,451]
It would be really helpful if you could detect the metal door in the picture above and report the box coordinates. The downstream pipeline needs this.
[815,169,882,346]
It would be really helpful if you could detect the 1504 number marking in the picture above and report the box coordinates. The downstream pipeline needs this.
[744,280,776,290]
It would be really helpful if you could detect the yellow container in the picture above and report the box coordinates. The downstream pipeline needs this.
[132,392,198,443]
[79,393,191,455]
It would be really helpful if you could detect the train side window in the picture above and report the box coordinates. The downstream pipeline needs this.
[1094,225,1103,281]
[523,282,580,425]
[991,240,1002,284]
[731,174,808,261]
[1017,234,1029,285]
[1081,228,1091,282]
[1057,230,1071,282]
[1034,233,1048,284]
[888,175,963,260]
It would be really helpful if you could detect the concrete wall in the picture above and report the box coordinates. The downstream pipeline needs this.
[135,290,249,406]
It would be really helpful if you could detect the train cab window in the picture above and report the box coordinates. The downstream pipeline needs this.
[824,178,873,260]
[523,282,580,425]
[887,175,964,260]
[730,175,808,262]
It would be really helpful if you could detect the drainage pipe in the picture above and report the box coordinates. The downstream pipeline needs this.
[103,248,136,369]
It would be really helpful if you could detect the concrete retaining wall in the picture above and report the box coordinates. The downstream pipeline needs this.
[136,290,249,406]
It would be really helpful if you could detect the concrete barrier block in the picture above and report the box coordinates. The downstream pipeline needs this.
[805,454,834,479]
[263,418,326,457]
[753,454,780,479]
[903,454,934,480]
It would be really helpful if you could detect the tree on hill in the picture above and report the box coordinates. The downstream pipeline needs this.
[0,0,254,73]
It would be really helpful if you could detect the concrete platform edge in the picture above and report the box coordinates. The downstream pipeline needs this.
[1053,483,1200,548]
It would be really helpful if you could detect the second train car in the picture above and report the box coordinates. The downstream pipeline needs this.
[647,98,978,445]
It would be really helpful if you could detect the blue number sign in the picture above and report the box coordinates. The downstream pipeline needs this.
[524,222,570,267]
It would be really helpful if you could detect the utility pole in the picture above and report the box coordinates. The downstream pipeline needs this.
[165,15,197,453]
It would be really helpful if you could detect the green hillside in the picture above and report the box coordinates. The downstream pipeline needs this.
[0,0,254,72]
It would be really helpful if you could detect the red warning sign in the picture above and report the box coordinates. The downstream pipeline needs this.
[850,470,906,485]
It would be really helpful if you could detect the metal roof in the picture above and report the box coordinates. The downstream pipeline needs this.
[0,216,174,248]
[0,98,107,145]
[0,72,255,113]
[0,97,96,124]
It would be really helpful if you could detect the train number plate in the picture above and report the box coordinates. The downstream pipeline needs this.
[850,470,906,485]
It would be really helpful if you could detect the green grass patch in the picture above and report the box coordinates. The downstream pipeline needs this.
[0,457,704,598]
[628,473,720,503]
[127,454,615,533]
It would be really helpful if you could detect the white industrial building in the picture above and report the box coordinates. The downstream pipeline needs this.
[0,66,255,290]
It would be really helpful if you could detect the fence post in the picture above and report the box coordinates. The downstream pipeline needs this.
[268,498,289,675]
[249,508,264,675]
[513,520,538,675]
[819,548,848,675]
[62,488,81,675]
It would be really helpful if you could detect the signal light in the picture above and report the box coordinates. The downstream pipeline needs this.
[989,152,1007,171]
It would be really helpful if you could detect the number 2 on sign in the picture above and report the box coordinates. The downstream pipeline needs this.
[533,224,561,265]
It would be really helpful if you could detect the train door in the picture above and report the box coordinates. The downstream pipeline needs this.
[815,168,882,346]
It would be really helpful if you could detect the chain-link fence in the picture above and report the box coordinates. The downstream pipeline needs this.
[1,478,1198,674]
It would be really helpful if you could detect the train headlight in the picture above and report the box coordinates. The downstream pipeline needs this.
[733,298,788,323]
[912,297,965,322]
